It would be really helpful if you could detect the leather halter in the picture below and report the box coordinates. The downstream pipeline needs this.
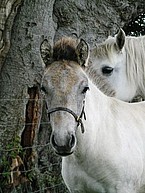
[47,103,86,133]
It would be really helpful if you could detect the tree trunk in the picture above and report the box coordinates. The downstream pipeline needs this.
[0,0,144,192]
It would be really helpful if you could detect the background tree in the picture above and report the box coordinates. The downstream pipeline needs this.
[0,0,145,192]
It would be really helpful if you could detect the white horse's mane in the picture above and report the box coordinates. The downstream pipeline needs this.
[93,37,116,58]
[94,35,145,96]
[125,36,145,95]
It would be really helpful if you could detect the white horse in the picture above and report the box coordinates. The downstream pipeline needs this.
[89,29,145,102]
[40,37,145,193]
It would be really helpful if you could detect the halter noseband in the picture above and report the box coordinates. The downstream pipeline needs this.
[47,105,86,133]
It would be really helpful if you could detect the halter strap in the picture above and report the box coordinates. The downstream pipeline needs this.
[47,106,86,133]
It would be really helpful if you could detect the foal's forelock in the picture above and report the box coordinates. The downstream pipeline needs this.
[53,37,78,62]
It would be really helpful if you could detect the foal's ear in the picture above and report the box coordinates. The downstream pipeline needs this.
[116,28,125,50]
[76,39,90,67]
[40,39,53,68]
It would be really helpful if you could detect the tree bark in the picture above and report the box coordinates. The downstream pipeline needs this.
[0,0,144,192]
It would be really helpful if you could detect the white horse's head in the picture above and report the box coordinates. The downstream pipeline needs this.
[90,29,137,102]
[40,37,89,156]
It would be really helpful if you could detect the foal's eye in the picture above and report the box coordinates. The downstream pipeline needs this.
[102,66,113,76]
[82,86,89,94]
[40,86,47,93]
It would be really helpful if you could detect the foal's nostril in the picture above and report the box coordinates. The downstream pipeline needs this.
[51,133,75,153]
[51,134,58,148]
[69,134,75,148]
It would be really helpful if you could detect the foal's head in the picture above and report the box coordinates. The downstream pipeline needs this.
[40,37,89,156]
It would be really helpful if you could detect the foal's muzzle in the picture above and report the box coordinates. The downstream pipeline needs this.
[51,133,75,156]
[47,106,86,156]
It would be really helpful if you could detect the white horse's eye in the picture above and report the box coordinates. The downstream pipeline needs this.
[102,66,113,76]
[82,86,89,94]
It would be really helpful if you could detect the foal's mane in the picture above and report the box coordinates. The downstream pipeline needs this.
[53,37,115,97]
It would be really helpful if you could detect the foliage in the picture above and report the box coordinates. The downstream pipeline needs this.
[124,13,145,36]
[0,135,22,189]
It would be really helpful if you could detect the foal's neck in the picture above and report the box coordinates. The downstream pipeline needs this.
[82,80,108,134]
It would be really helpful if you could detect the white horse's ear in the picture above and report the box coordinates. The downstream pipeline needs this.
[76,39,90,67]
[116,28,125,50]
[40,39,53,68]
